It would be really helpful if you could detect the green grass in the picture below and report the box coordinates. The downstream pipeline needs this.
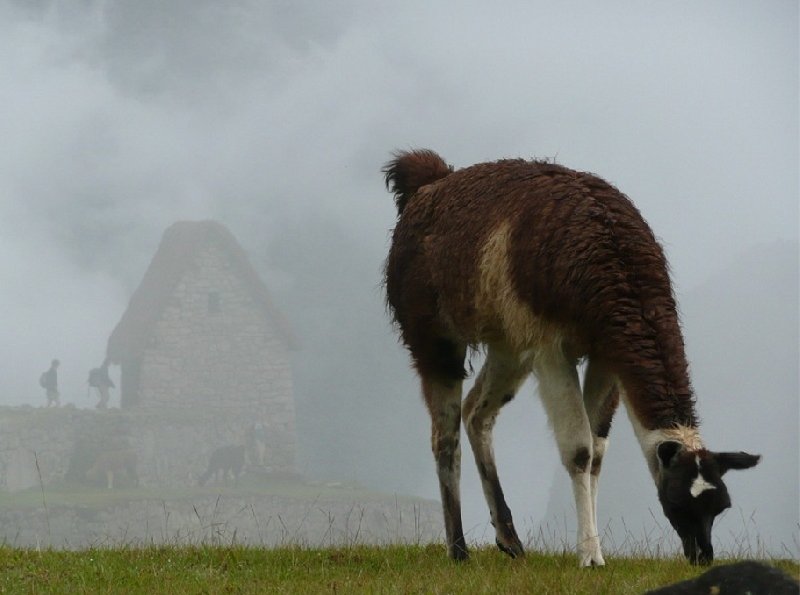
[0,476,796,592]
[0,477,397,511]
[0,545,796,594]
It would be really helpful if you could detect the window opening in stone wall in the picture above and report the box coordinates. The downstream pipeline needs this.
[208,292,221,314]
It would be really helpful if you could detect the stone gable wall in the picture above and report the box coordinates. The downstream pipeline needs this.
[138,242,294,419]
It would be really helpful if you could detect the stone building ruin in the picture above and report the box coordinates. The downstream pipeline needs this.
[107,220,295,414]
[0,221,297,491]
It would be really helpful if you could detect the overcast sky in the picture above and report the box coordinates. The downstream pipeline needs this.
[0,0,796,554]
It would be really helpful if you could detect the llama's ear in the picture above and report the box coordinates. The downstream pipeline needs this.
[715,451,761,475]
[656,441,683,470]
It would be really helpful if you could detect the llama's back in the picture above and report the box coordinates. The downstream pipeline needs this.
[389,158,662,341]
[386,153,691,413]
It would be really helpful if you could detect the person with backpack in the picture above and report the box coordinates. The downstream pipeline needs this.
[88,358,115,410]
[39,359,60,407]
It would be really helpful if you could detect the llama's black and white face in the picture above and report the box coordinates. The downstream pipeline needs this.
[656,441,760,565]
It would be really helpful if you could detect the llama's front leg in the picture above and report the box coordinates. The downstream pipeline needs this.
[535,353,604,567]
[423,376,468,561]
[583,360,620,561]
[462,350,528,558]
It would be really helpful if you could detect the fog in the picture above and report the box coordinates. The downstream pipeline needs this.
[0,1,797,555]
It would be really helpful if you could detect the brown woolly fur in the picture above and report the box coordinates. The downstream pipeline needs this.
[383,149,453,214]
[384,150,697,430]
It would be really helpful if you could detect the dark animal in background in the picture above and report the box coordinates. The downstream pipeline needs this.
[646,561,799,595]
[86,449,138,489]
[382,149,760,565]
[198,445,245,486]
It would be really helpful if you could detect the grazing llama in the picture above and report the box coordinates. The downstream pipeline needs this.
[198,445,246,486]
[382,149,760,566]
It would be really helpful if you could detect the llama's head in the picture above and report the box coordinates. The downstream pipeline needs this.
[656,441,760,565]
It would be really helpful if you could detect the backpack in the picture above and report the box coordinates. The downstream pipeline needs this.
[39,372,48,388]
[88,368,101,388]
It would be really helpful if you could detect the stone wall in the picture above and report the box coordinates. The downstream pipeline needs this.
[0,405,295,492]
[127,407,295,487]
[0,407,87,491]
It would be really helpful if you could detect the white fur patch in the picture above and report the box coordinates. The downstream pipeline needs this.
[476,222,564,351]
[690,474,717,498]
[593,436,608,461]
[662,426,705,451]
[622,402,706,480]
[689,455,716,497]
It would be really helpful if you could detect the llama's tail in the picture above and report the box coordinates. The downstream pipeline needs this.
[382,149,452,214]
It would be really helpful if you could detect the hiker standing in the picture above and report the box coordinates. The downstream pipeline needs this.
[40,359,60,407]
[88,358,114,410]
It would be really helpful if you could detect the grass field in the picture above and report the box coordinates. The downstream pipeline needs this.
[0,476,390,510]
[0,544,797,594]
[0,477,796,592]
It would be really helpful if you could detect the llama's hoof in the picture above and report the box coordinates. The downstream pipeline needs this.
[578,538,605,568]
[494,521,525,559]
[496,538,525,559]
[448,539,469,562]
[579,554,606,568]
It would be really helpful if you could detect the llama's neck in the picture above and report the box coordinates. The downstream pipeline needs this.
[623,397,705,480]
[614,357,700,481]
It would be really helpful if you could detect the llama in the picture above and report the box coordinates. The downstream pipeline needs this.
[382,149,760,566]
[86,449,138,489]
[198,445,246,486]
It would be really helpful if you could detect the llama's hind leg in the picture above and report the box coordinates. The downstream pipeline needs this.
[535,350,603,567]
[462,348,529,558]
[422,375,468,561]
